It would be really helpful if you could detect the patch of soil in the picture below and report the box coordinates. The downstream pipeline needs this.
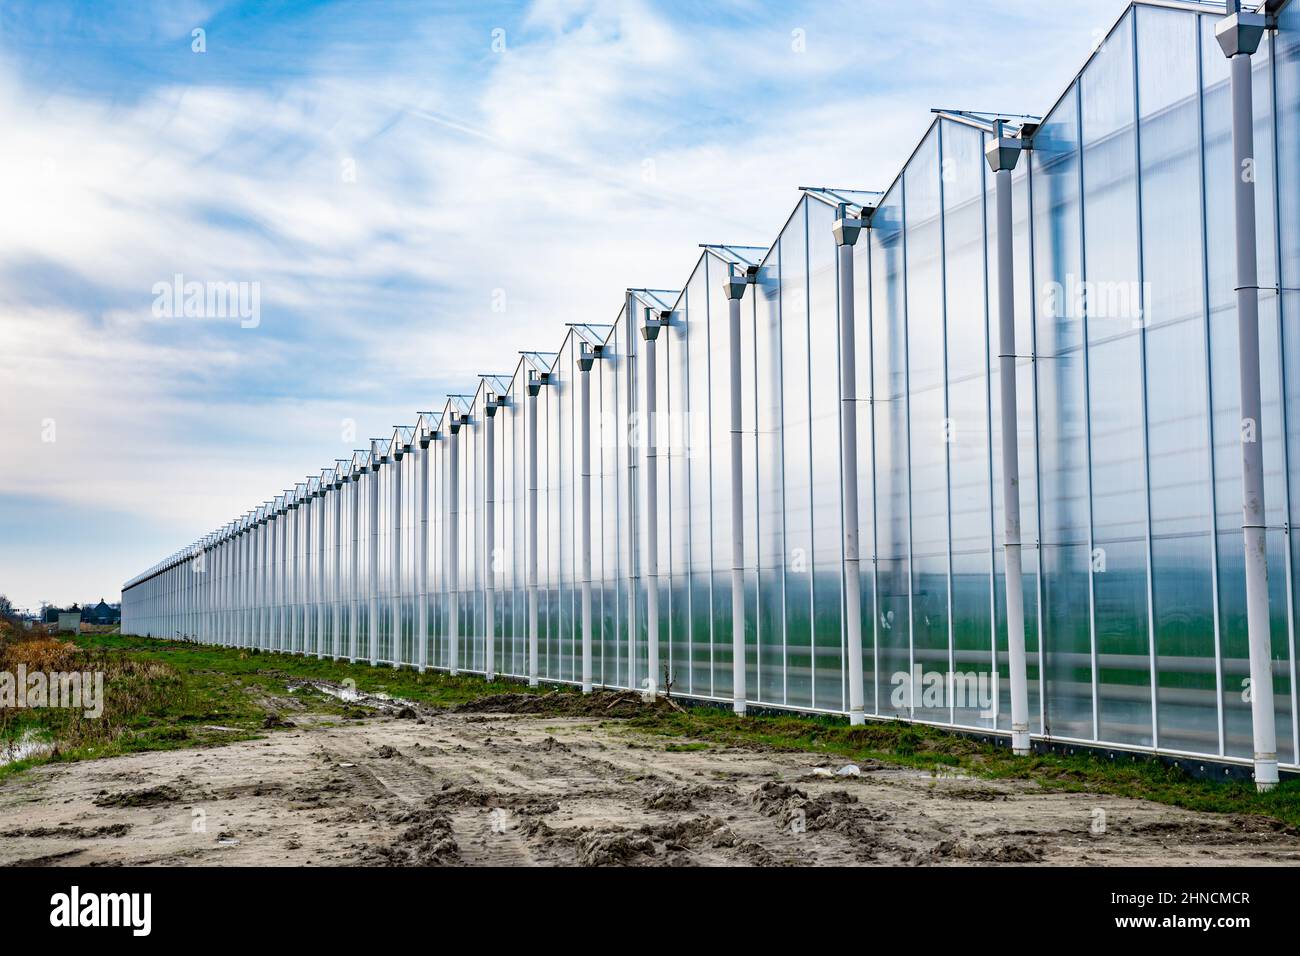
[1,823,131,839]
[453,690,678,718]
[530,815,777,867]
[748,781,888,860]
[575,829,657,865]
[636,816,778,866]
[421,783,560,816]
[642,784,720,812]
[363,806,459,866]
[905,838,1044,865]
[93,785,184,808]
[935,786,1005,802]
[7,708,1300,868]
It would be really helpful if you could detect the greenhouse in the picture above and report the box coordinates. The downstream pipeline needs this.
[123,0,1300,787]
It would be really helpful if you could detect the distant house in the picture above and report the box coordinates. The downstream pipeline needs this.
[40,601,120,627]
[56,612,81,634]
[83,599,120,626]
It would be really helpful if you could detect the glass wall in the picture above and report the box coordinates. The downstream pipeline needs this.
[944,121,997,730]
[755,237,787,704]
[1138,4,1218,756]
[123,0,1300,771]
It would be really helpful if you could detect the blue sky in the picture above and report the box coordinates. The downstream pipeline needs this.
[0,0,1132,611]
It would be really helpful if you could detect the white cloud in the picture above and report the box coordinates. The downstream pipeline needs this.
[0,0,1132,606]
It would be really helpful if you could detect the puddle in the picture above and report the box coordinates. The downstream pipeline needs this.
[1,729,54,768]
[929,766,977,781]
[286,680,419,714]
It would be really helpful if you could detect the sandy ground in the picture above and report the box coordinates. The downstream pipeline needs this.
[2,708,1298,867]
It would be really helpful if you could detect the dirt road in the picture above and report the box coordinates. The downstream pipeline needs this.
[2,706,1297,866]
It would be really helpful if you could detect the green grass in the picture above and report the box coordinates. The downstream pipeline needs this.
[616,707,1300,830]
[0,632,550,782]
[4,633,1298,832]
[73,631,548,708]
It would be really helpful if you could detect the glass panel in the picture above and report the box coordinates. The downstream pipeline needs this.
[512,374,527,678]
[780,207,813,708]
[906,126,950,724]
[1033,79,1094,741]
[619,320,645,691]
[666,297,692,694]
[756,242,787,704]
[709,253,737,700]
[871,185,911,718]
[1137,5,1219,755]
[467,402,483,673]
[851,236,876,713]
[544,363,561,680]
[943,120,996,729]
[808,197,845,712]
[603,320,627,688]
[555,340,575,683]
[1278,3,1300,766]
[680,266,712,696]
[1082,13,1151,746]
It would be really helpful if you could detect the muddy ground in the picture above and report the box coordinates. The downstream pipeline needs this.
[2,699,1298,866]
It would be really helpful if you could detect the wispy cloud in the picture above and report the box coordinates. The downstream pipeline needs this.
[0,0,1125,608]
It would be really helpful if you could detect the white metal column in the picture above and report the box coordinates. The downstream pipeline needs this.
[986,124,1033,755]
[303,495,314,655]
[350,469,361,662]
[641,315,662,695]
[227,527,234,646]
[244,520,251,647]
[290,499,300,653]
[238,520,247,648]
[260,515,268,650]
[579,345,596,693]
[280,501,290,653]
[255,519,264,649]
[484,396,499,682]
[368,447,381,666]
[417,432,430,672]
[333,469,344,659]
[527,370,544,686]
[392,449,403,667]
[448,416,461,676]
[1218,2,1278,790]
[316,486,326,658]
[223,528,232,646]
[724,266,753,714]
[834,204,869,726]
[270,509,280,652]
